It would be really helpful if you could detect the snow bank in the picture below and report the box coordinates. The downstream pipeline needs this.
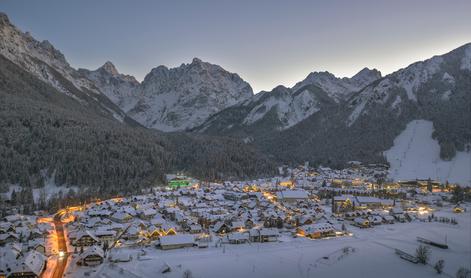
[385,120,471,186]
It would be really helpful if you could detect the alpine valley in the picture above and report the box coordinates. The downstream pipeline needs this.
[0,12,470,193]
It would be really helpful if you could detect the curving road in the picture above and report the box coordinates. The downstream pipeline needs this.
[50,212,69,278]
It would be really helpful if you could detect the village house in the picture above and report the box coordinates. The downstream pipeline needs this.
[110,211,133,223]
[227,232,249,244]
[390,207,406,222]
[367,215,383,225]
[94,230,116,245]
[212,222,230,234]
[84,217,111,229]
[122,225,140,241]
[355,196,391,210]
[276,190,309,203]
[0,233,19,246]
[332,195,393,213]
[230,221,245,232]
[78,245,105,266]
[296,223,336,239]
[188,224,202,234]
[27,239,46,255]
[7,250,47,278]
[382,215,395,224]
[0,222,15,234]
[332,195,357,213]
[71,231,99,247]
[139,208,158,220]
[249,228,279,242]
[159,235,195,250]
[353,217,370,228]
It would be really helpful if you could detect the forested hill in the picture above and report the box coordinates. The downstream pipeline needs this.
[0,54,276,194]
[196,43,471,169]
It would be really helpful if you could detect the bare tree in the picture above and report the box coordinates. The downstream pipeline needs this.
[415,245,430,264]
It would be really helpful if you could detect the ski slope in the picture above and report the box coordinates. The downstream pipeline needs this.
[385,120,471,186]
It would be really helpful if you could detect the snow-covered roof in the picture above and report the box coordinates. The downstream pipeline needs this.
[142,208,157,216]
[8,250,46,276]
[276,190,309,200]
[259,228,279,236]
[354,217,368,223]
[231,221,244,229]
[355,196,382,204]
[300,223,335,233]
[80,245,105,260]
[160,234,194,246]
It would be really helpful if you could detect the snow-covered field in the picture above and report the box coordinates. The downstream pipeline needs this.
[1,174,78,202]
[68,208,471,278]
[385,120,471,186]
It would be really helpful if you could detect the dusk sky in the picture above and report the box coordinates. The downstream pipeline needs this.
[1,0,470,92]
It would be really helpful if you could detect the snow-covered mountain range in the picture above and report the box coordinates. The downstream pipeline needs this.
[1,11,470,184]
[79,58,253,131]
[197,43,471,185]
[130,58,253,131]
[198,67,382,132]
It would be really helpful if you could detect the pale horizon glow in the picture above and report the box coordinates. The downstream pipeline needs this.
[1,0,470,93]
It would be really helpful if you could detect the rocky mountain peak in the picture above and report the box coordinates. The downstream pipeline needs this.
[129,58,254,131]
[0,12,11,26]
[146,65,169,80]
[304,71,337,81]
[272,85,291,93]
[351,67,382,85]
[99,61,119,76]
[192,57,203,64]
[292,66,382,102]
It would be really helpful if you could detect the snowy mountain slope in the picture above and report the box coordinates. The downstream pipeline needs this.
[79,57,254,132]
[346,44,471,127]
[240,85,336,130]
[4,10,361,134]
[125,58,253,131]
[0,41,277,189]
[0,12,131,123]
[0,13,97,95]
[195,85,329,133]
[78,62,140,112]
[239,86,321,129]
[292,68,381,102]
[198,43,471,170]
[197,67,381,134]
[385,120,471,185]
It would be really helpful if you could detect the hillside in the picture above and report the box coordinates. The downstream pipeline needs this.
[385,120,470,185]
[0,14,277,192]
[197,43,471,174]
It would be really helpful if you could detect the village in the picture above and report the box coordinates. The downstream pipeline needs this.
[0,163,470,278]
